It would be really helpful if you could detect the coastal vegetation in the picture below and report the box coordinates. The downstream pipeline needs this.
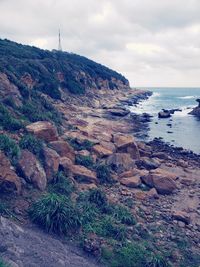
[0,39,199,267]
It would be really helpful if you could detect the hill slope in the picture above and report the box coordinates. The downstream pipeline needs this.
[0,39,129,100]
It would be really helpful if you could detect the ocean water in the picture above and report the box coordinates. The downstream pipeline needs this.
[130,87,200,154]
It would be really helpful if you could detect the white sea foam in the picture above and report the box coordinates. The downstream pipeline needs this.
[174,105,195,117]
[177,95,197,99]
[152,92,161,97]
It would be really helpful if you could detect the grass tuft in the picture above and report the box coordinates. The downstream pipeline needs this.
[29,193,81,235]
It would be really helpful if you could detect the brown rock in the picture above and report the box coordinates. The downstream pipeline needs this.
[0,152,21,194]
[78,183,97,191]
[43,147,60,181]
[112,134,140,160]
[18,150,47,190]
[100,141,116,152]
[59,157,74,175]
[120,176,141,188]
[70,165,97,184]
[142,168,178,194]
[106,153,135,174]
[50,141,75,162]
[77,150,90,157]
[0,72,22,107]
[113,134,134,149]
[119,168,148,179]
[92,145,113,158]
[26,121,58,142]
[172,211,191,225]
[152,152,169,160]
[147,188,159,199]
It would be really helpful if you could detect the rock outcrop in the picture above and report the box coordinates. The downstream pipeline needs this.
[70,165,97,184]
[43,147,60,181]
[26,121,58,142]
[113,134,140,160]
[50,141,75,162]
[106,153,135,174]
[0,152,21,194]
[189,98,200,117]
[18,150,47,190]
[142,168,178,194]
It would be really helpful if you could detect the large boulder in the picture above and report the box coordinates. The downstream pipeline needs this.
[112,134,140,160]
[50,141,75,162]
[108,108,130,117]
[120,176,141,188]
[0,72,22,107]
[26,121,58,142]
[59,157,74,176]
[0,152,21,194]
[189,99,200,117]
[136,157,160,170]
[158,110,171,118]
[18,150,47,190]
[172,211,191,225]
[92,145,113,158]
[106,153,135,174]
[43,147,60,181]
[70,165,97,184]
[141,168,178,194]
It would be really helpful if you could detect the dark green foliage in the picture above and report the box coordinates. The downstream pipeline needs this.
[0,258,10,267]
[49,171,75,196]
[0,134,20,162]
[19,134,43,158]
[0,39,128,101]
[147,254,171,267]
[62,77,85,94]
[109,243,150,267]
[88,188,108,208]
[67,138,94,151]
[0,103,23,131]
[112,205,136,225]
[96,164,113,184]
[20,92,62,125]
[75,155,94,169]
[84,216,127,241]
[0,202,11,216]
[29,193,81,234]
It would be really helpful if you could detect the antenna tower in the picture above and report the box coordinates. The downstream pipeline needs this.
[58,29,62,51]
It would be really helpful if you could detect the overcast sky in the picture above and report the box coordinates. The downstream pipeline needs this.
[0,0,200,87]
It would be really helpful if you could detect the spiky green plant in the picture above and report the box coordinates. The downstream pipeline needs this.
[96,164,114,184]
[112,205,136,225]
[147,254,171,267]
[75,155,94,169]
[29,193,81,235]
[19,134,44,158]
[0,134,20,163]
[0,258,10,267]
[49,171,75,196]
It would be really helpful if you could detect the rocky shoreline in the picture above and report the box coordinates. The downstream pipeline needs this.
[0,87,200,267]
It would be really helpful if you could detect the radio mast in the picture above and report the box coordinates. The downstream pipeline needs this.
[58,29,62,51]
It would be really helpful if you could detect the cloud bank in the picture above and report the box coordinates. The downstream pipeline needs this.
[0,0,200,87]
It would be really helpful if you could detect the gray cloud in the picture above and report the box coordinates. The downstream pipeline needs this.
[0,0,200,86]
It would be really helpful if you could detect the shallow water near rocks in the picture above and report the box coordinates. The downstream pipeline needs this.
[130,87,200,154]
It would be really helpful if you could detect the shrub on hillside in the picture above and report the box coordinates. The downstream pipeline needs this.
[112,205,136,225]
[75,155,94,169]
[96,164,114,184]
[67,138,94,151]
[19,134,43,158]
[0,103,23,131]
[0,134,20,162]
[49,171,75,196]
[29,193,81,235]
[0,258,10,267]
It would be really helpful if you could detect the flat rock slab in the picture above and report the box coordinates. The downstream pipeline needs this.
[0,217,103,267]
